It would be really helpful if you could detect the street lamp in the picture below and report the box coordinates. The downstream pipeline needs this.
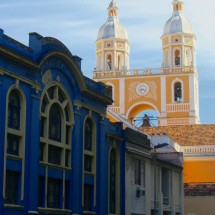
[153,143,168,215]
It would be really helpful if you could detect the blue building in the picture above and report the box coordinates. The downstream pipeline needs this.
[0,29,128,215]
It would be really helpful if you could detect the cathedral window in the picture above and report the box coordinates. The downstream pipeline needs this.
[174,82,182,102]
[106,54,112,71]
[106,42,111,48]
[175,50,181,66]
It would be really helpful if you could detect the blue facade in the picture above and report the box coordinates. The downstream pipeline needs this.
[0,29,127,215]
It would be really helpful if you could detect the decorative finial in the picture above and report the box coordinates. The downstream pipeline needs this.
[108,0,118,17]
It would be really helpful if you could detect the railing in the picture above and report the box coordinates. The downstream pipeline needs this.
[150,200,159,209]
[108,106,120,114]
[163,196,169,206]
[93,66,196,79]
[166,103,190,112]
[182,145,215,155]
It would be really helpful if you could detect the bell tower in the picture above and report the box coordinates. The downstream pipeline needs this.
[161,0,197,68]
[95,0,130,72]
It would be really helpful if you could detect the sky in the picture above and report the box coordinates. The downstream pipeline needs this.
[0,0,214,124]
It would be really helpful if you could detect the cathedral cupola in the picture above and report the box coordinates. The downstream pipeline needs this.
[161,0,196,68]
[95,0,130,72]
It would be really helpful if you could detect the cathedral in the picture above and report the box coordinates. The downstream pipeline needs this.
[93,0,200,126]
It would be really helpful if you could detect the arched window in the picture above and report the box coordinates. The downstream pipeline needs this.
[106,54,112,71]
[175,50,181,66]
[174,82,182,102]
[8,90,20,130]
[83,117,96,211]
[5,88,26,205]
[109,148,116,214]
[39,85,73,209]
[49,104,61,142]
[84,118,93,151]
[84,118,95,173]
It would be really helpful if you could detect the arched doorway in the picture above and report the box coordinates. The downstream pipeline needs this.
[126,103,160,127]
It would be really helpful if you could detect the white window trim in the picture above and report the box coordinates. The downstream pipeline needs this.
[82,115,97,207]
[105,52,113,71]
[4,86,26,201]
[39,83,73,210]
[171,78,184,103]
[173,48,181,67]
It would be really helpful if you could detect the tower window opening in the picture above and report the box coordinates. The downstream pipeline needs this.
[175,50,181,66]
[106,54,112,71]
[174,82,182,102]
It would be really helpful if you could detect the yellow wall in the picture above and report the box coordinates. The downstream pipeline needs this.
[101,79,120,106]
[166,75,190,104]
[124,77,161,117]
[184,160,215,183]
[185,196,215,215]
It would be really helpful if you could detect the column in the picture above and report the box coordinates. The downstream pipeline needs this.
[27,91,40,214]
[72,105,84,215]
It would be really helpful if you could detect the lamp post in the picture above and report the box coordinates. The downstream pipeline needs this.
[153,143,168,215]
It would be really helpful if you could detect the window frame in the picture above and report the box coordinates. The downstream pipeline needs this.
[4,87,26,203]
[172,79,184,103]
[39,84,74,210]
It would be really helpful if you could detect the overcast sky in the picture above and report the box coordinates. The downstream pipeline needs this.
[0,0,214,124]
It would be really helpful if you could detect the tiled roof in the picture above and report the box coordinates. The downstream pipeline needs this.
[139,124,215,146]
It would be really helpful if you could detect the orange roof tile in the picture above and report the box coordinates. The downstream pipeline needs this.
[139,124,215,146]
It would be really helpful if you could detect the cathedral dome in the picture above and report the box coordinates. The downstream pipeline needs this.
[97,17,128,40]
[163,0,194,36]
[97,0,128,41]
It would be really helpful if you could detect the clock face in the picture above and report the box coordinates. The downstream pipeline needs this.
[136,83,149,96]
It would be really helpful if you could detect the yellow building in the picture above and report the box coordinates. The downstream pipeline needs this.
[93,0,200,126]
